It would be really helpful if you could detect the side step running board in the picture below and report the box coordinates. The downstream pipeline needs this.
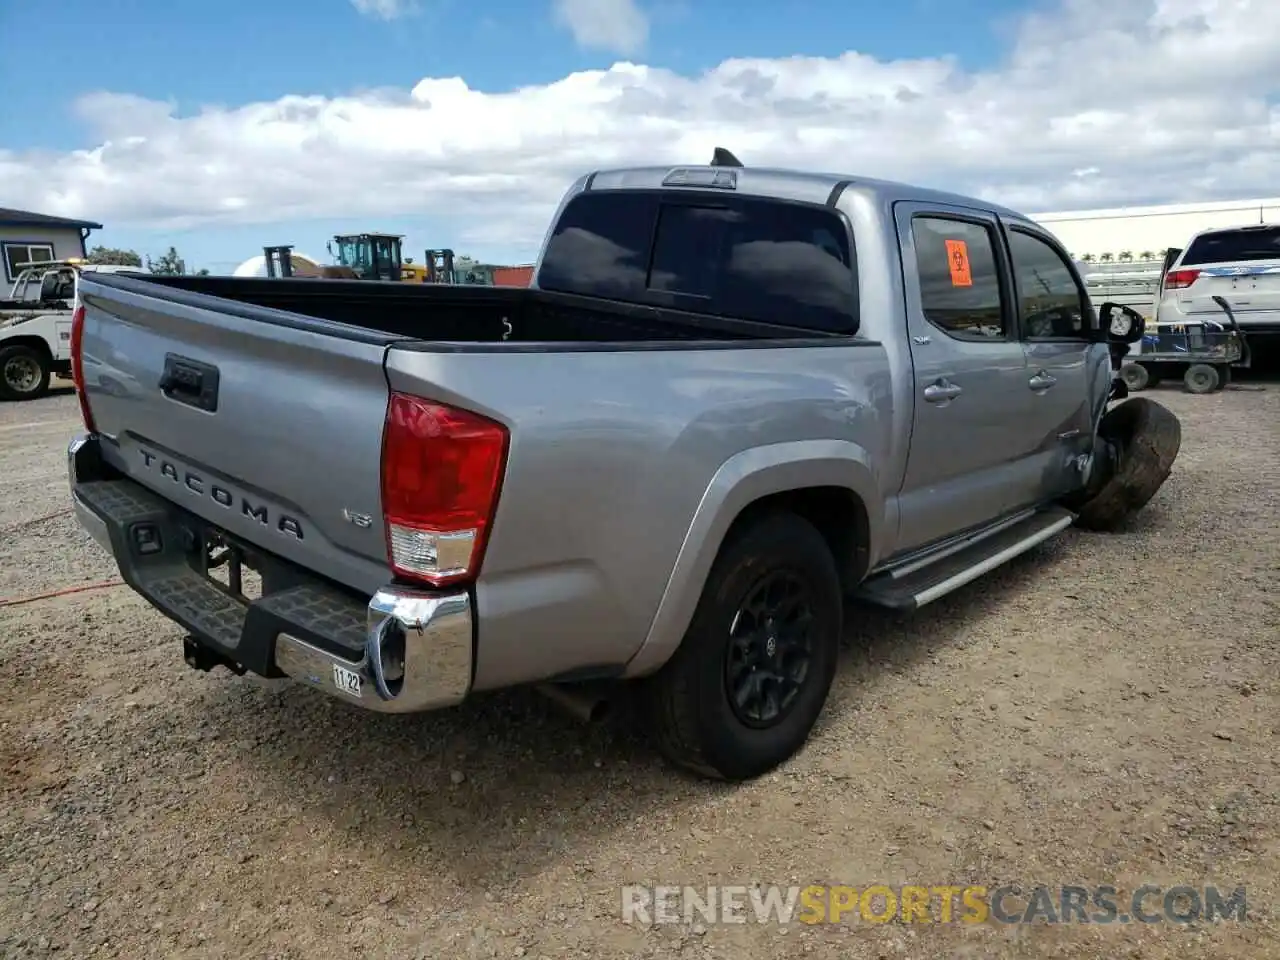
[854,507,1075,610]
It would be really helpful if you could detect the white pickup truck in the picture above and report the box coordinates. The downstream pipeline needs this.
[0,261,139,400]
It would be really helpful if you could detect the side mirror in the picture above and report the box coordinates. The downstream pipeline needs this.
[1098,302,1146,344]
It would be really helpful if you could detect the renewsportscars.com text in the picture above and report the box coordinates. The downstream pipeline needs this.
[621,883,1247,926]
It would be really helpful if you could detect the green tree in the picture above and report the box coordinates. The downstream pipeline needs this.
[146,247,210,276]
[85,246,143,267]
[147,246,186,275]
[1080,253,1096,262]
[1118,250,1134,262]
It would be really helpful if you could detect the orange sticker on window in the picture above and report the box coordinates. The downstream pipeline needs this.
[946,239,973,287]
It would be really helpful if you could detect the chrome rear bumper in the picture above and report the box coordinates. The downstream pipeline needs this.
[275,589,473,713]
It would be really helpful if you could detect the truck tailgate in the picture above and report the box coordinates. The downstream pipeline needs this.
[76,276,396,594]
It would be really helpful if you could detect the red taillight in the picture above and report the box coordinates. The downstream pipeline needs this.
[69,303,96,432]
[380,392,509,587]
[1163,268,1201,290]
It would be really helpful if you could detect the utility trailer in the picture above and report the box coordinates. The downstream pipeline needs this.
[1119,295,1250,394]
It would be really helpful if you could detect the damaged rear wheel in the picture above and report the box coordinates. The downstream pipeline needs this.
[1074,397,1181,532]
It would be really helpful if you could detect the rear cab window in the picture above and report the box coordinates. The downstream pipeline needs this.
[537,190,858,335]
[1181,226,1280,265]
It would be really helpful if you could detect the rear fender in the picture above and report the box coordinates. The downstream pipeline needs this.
[622,439,882,678]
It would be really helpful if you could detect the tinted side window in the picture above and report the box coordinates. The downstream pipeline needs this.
[1182,227,1280,265]
[538,192,656,300]
[912,218,1006,339]
[1008,230,1089,339]
[650,200,856,333]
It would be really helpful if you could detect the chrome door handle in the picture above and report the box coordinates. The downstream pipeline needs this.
[923,380,963,403]
[1029,371,1057,390]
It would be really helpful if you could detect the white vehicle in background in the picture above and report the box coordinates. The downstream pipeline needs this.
[1155,224,1280,361]
[0,260,139,401]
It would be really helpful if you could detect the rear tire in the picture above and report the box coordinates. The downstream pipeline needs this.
[1213,365,1232,391]
[0,345,51,401]
[1183,364,1219,394]
[641,511,842,781]
[1075,398,1181,532]
[1119,363,1150,392]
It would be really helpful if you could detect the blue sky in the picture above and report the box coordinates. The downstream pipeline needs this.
[3,0,1021,150]
[0,0,1027,272]
[3,1,1276,274]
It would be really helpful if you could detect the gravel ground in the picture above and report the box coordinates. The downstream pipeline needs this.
[1,384,1278,960]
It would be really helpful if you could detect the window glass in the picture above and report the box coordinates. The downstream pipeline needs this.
[1182,227,1280,265]
[650,201,856,332]
[1008,230,1088,339]
[912,218,1005,338]
[539,191,858,333]
[337,238,365,269]
[3,243,55,280]
[537,192,656,301]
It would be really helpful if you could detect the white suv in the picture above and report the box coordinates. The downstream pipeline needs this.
[1156,224,1280,339]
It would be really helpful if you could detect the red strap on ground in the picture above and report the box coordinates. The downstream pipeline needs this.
[0,580,124,608]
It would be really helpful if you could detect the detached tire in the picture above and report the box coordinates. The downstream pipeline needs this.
[1184,364,1219,394]
[1119,362,1150,392]
[0,344,51,401]
[642,511,842,781]
[1075,398,1181,532]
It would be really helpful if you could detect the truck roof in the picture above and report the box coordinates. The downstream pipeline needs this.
[581,164,1031,224]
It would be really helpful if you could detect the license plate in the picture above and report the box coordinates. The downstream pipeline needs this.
[332,664,362,698]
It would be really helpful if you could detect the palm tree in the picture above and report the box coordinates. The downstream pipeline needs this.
[1139,250,1156,261]
[1100,252,1114,262]
[1118,251,1134,262]
[1080,253,1096,263]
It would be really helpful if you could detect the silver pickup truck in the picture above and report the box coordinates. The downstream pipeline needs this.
[66,153,1180,780]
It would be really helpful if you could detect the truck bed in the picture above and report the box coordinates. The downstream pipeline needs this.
[115,274,831,346]
[72,267,886,693]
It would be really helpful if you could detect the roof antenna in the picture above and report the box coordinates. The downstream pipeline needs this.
[710,147,743,168]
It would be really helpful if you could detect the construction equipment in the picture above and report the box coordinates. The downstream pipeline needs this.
[262,246,295,278]
[261,245,356,280]
[255,236,524,286]
[328,233,419,282]
[423,249,456,284]
[421,249,533,285]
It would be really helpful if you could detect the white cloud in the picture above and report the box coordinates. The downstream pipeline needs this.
[350,0,415,20]
[3,0,1278,258]
[553,0,649,55]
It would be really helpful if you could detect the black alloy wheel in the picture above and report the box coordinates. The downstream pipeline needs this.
[724,570,815,728]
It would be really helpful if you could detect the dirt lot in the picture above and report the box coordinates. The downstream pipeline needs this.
[1,386,1278,959]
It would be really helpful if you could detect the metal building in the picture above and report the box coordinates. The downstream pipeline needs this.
[1030,197,1280,266]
